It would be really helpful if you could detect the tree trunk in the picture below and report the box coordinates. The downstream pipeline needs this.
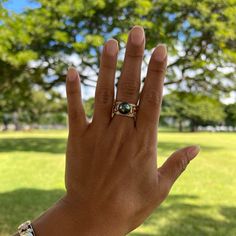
[2,114,9,131]
[190,121,197,132]
[178,120,183,132]
[13,111,21,131]
[3,120,8,131]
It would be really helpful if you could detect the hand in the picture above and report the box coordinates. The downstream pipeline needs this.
[31,26,200,236]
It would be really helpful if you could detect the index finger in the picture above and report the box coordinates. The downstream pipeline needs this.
[136,44,167,131]
[66,67,88,136]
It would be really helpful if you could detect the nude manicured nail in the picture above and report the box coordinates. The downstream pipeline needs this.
[105,40,118,56]
[155,44,167,61]
[187,146,200,160]
[67,67,78,81]
[130,26,144,46]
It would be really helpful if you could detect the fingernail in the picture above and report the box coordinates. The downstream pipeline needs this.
[105,39,118,56]
[155,44,167,62]
[130,26,144,46]
[187,146,200,160]
[67,67,77,81]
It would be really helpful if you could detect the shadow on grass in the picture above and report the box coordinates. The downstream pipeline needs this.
[0,190,235,236]
[0,138,66,153]
[0,188,65,235]
[0,137,218,155]
[130,195,236,236]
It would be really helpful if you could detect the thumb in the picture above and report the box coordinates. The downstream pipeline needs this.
[157,145,200,197]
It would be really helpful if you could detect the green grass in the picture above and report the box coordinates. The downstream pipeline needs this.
[0,130,236,236]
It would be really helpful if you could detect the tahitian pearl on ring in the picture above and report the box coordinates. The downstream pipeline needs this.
[118,102,131,114]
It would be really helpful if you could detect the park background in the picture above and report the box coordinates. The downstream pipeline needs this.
[0,0,235,235]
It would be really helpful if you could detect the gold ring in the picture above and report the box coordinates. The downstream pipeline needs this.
[112,101,138,118]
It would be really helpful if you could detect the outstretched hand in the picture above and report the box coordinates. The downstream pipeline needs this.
[32,26,200,236]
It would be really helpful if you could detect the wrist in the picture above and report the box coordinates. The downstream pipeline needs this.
[32,195,127,236]
[60,194,128,236]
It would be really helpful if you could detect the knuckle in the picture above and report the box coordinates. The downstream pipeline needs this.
[126,44,144,58]
[152,67,166,73]
[149,61,166,73]
[67,86,79,96]
[96,87,113,105]
[177,155,190,173]
[101,60,115,70]
[69,109,82,121]
[126,51,143,58]
[118,80,139,98]
[149,62,166,74]
[142,89,162,106]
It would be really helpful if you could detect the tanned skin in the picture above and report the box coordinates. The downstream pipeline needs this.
[14,26,200,236]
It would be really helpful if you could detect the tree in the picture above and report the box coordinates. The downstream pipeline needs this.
[22,90,67,125]
[0,88,67,129]
[162,92,225,131]
[225,103,236,126]
[1,0,236,129]
[1,0,235,96]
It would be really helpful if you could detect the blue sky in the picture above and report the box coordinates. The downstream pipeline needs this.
[3,0,40,13]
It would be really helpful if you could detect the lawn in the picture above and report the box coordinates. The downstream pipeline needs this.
[0,130,235,236]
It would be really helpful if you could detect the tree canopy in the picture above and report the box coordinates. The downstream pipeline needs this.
[1,0,236,94]
[225,103,236,126]
[0,0,236,129]
[162,91,226,131]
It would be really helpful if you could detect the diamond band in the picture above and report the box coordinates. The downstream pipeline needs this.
[18,220,35,236]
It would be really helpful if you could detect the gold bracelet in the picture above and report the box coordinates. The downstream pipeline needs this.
[18,220,35,236]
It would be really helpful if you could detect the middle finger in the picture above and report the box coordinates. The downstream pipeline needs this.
[112,25,145,125]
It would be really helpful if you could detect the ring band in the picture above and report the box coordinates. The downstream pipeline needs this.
[112,101,138,118]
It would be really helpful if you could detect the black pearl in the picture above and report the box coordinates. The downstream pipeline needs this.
[118,102,131,114]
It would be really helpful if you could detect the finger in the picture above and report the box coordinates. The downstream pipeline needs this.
[66,67,87,135]
[136,44,167,130]
[157,146,200,198]
[93,39,118,126]
[113,26,145,124]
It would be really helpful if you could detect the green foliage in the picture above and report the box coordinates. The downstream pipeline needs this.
[38,112,67,125]
[21,90,66,124]
[0,88,67,127]
[0,0,236,125]
[225,103,236,126]
[83,97,94,118]
[162,91,225,131]
[1,0,236,93]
